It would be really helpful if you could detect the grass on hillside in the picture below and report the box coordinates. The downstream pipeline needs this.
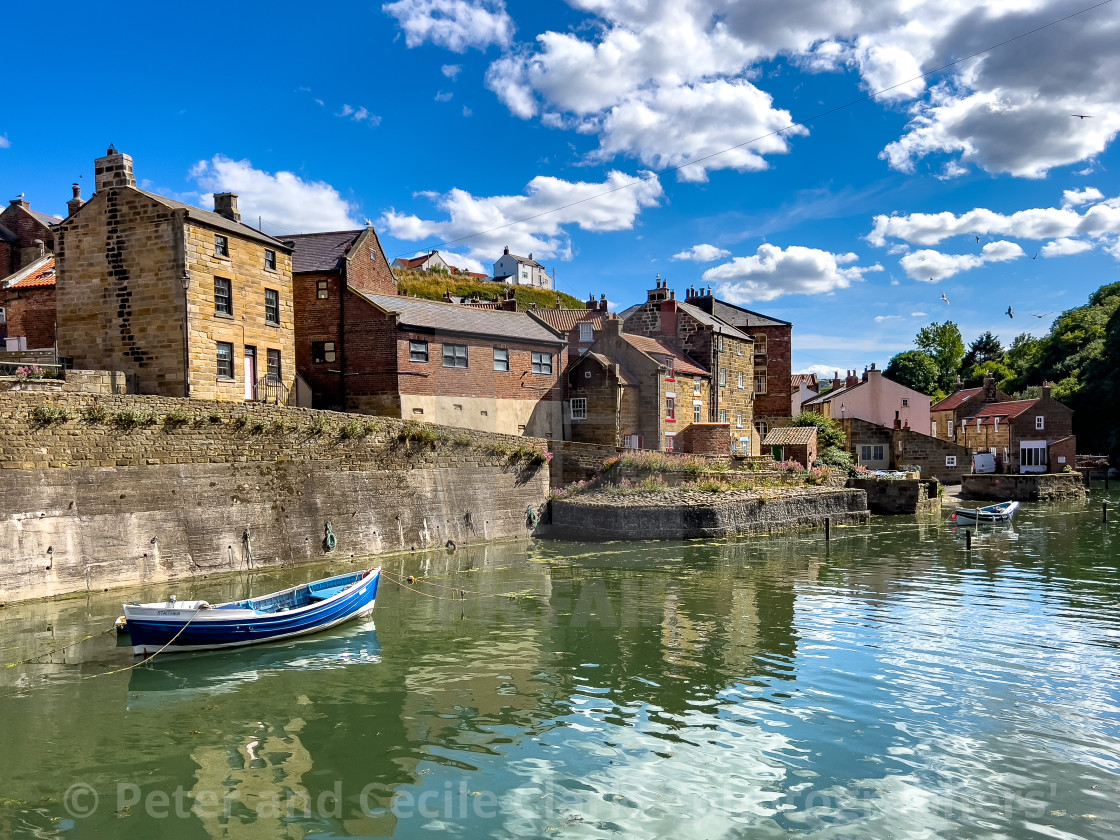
[395,268,585,310]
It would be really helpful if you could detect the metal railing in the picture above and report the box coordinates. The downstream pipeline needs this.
[255,373,291,406]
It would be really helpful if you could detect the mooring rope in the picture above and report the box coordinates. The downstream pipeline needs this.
[83,605,207,680]
[2,627,116,668]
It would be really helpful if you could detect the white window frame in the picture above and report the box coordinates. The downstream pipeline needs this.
[570,398,587,421]
[861,445,872,461]
[931,421,937,437]
[719,368,727,387]
[755,372,767,395]
[664,432,676,453]
[737,371,744,390]
[872,444,885,461]
[578,322,594,343]
[719,409,727,423]
[666,395,676,421]
[736,411,744,429]
[753,334,766,356]
[693,376,702,395]
[946,455,957,468]
[754,420,768,438]
[1035,415,1045,430]
[902,398,909,407]
[693,401,702,423]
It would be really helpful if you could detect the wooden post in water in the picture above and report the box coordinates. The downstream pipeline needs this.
[1105,502,1109,523]
[825,517,831,541]
[965,529,972,550]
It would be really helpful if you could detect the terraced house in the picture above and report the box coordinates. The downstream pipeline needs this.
[54,147,296,402]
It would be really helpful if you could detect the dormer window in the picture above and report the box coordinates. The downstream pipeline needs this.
[579,322,594,343]
[664,357,675,380]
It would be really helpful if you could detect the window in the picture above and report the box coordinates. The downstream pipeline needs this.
[266,348,281,380]
[902,398,909,407]
[623,434,643,450]
[443,343,468,368]
[664,433,676,453]
[579,322,594,343]
[666,396,676,421]
[719,336,726,352]
[754,334,766,356]
[1035,415,1045,430]
[946,455,957,468]
[264,249,276,270]
[873,445,884,461]
[719,369,727,387]
[931,421,937,437]
[693,376,702,395]
[861,445,872,461]
[409,340,429,363]
[312,341,336,363]
[948,422,954,438]
[216,342,234,379]
[494,348,509,371]
[994,418,1000,433]
[736,411,743,429]
[571,398,587,420]
[317,280,329,299]
[532,352,553,375]
[265,288,280,324]
[214,277,232,315]
[755,372,767,394]
[737,340,743,356]
[215,234,229,257]
[693,401,702,422]
[737,371,744,390]
[720,409,727,423]
[755,420,768,437]
[664,357,675,380]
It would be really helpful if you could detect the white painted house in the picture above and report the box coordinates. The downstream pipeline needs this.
[493,246,552,289]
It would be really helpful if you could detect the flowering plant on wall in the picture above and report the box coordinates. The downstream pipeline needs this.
[14,365,46,380]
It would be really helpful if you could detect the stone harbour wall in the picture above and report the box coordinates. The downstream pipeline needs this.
[0,392,550,603]
[846,477,941,515]
[551,487,868,541]
[960,472,1086,502]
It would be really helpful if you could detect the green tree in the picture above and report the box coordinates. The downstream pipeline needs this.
[914,320,965,393]
[790,411,845,449]
[885,350,940,395]
[1002,333,1044,392]
[962,331,1004,371]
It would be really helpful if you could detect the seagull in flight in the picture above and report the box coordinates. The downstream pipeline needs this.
[1071,114,1093,119]
[1006,305,1014,319]
[1030,311,1055,319]
[975,235,981,243]
[1031,252,1039,260]
[940,292,950,306]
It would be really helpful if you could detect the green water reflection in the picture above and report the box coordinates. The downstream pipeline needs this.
[1,488,1119,838]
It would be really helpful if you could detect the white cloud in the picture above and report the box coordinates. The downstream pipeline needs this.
[1041,237,1092,257]
[190,155,359,233]
[336,104,381,127]
[462,106,473,117]
[380,170,664,261]
[874,315,903,322]
[797,364,847,379]
[435,91,453,102]
[442,64,462,79]
[671,243,731,262]
[910,311,927,317]
[900,240,1024,281]
[382,0,513,52]
[0,134,10,149]
[1063,187,1104,207]
[701,243,881,303]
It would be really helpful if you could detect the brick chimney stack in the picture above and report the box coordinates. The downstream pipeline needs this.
[213,193,241,222]
[982,373,998,403]
[94,145,136,191]
[67,183,84,217]
[599,293,607,312]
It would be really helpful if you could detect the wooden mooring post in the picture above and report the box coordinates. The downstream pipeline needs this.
[1105,502,1109,524]
[825,517,831,541]
[965,529,972,550]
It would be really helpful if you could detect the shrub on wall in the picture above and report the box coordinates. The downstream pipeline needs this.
[30,403,73,424]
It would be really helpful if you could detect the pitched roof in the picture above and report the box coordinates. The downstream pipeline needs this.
[966,399,1038,424]
[931,387,982,412]
[0,224,18,243]
[355,291,565,345]
[618,299,753,341]
[1,254,54,289]
[393,254,429,269]
[571,351,637,385]
[528,308,603,334]
[619,333,710,376]
[699,297,791,328]
[801,381,861,405]
[501,251,543,268]
[285,230,364,273]
[791,374,818,390]
[29,209,62,228]
[137,190,289,248]
[762,426,817,446]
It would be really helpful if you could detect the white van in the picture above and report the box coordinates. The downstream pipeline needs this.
[972,452,996,474]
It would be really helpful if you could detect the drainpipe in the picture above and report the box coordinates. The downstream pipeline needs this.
[339,264,347,412]
[175,210,191,398]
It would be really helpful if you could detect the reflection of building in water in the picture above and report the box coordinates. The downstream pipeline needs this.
[190,718,314,839]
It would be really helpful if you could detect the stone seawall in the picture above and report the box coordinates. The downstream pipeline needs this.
[847,477,941,514]
[0,393,550,603]
[960,472,1086,502]
[551,487,869,540]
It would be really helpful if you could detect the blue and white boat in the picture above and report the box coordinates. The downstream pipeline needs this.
[951,501,1020,523]
[120,567,381,655]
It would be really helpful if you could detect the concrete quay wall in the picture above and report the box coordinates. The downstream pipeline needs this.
[0,393,549,603]
[551,487,869,541]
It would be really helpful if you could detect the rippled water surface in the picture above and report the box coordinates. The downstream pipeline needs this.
[2,489,1119,839]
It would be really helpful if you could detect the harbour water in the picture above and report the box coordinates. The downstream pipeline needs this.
[1,487,1118,839]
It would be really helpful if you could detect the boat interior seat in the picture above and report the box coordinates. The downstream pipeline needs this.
[308,585,349,602]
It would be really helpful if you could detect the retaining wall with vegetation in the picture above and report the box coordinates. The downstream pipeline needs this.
[0,392,550,603]
[846,477,941,515]
[960,472,1086,502]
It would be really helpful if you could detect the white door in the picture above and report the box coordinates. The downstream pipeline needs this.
[1020,440,1047,473]
[244,348,256,400]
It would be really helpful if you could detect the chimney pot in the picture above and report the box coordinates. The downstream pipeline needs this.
[94,145,136,191]
[213,192,240,223]
[67,183,84,217]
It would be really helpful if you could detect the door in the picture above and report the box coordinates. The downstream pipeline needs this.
[1020,441,1047,473]
[244,346,256,400]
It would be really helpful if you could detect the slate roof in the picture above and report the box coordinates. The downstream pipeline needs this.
[285,230,364,273]
[501,251,543,268]
[572,351,637,385]
[138,190,290,249]
[528,308,605,334]
[699,298,791,328]
[762,426,817,446]
[29,209,62,228]
[619,333,710,376]
[801,382,861,405]
[618,299,753,342]
[1,254,54,289]
[966,399,1038,425]
[931,387,983,412]
[0,224,16,243]
[356,292,565,345]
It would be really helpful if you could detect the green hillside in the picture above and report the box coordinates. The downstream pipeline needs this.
[395,268,585,310]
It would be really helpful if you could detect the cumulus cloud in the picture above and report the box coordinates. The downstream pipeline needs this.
[337,104,381,127]
[382,0,513,52]
[191,155,359,233]
[868,193,1120,259]
[671,243,731,262]
[1041,236,1092,257]
[0,134,10,149]
[442,64,462,79]
[701,243,881,303]
[380,170,663,261]
[900,240,1023,281]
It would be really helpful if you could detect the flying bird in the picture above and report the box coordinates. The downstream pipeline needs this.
[975,235,981,243]
[1071,114,1093,119]
[940,292,950,306]
[1006,306,1014,319]
[1031,252,1039,260]
[1030,311,1055,319]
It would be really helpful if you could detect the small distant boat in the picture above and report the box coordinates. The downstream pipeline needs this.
[951,501,1019,523]
[119,567,381,655]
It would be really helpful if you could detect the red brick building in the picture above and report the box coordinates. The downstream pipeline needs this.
[0,197,58,279]
[1,255,56,350]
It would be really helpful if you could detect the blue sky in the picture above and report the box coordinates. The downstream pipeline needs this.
[4,0,1119,378]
